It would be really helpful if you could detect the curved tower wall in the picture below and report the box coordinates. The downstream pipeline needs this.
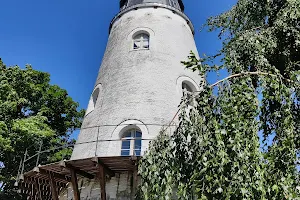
[71,3,200,160]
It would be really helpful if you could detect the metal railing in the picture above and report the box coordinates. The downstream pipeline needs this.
[15,122,178,186]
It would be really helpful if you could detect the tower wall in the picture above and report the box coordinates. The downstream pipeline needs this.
[59,172,134,200]
[71,5,200,160]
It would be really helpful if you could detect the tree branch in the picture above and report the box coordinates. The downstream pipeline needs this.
[163,71,299,135]
[207,71,299,88]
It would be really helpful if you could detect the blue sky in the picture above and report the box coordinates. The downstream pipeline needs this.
[0,0,236,138]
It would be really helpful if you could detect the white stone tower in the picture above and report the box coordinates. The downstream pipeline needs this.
[19,1,202,200]
[72,0,200,160]
[22,0,201,200]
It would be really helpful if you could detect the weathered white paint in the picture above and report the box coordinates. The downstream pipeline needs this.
[66,3,201,200]
[72,5,200,160]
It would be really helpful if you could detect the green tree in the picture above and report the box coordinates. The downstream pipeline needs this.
[0,59,85,199]
[138,0,300,199]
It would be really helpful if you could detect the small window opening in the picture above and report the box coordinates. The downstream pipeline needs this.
[182,82,193,93]
[168,0,179,8]
[92,88,100,108]
[85,86,101,116]
[133,33,149,50]
[182,81,195,105]
[120,0,128,9]
[121,129,142,156]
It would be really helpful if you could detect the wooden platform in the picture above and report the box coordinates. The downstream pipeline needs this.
[20,156,139,200]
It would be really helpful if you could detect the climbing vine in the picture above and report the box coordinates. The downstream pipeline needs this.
[138,0,300,199]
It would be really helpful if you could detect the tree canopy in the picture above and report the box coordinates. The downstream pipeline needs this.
[138,0,300,199]
[0,59,85,199]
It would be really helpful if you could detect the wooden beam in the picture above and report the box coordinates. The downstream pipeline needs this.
[91,157,115,177]
[132,166,138,197]
[23,177,65,192]
[98,165,106,200]
[70,168,80,200]
[49,173,59,200]
[60,161,94,179]
[22,185,34,200]
[33,167,70,182]
[34,179,42,200]
[32,182,37,200]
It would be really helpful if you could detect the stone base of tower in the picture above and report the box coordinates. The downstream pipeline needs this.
[19,156,139,200]
[59,172,137,200]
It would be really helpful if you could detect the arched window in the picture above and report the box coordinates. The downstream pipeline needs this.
[182,81,196,105]
[85,85,102,116]
[133,33,150,50]
[121,129,142,156]
[182,82,193,93]
[92,88,100,108]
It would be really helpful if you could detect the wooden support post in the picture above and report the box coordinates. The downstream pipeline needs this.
[98,165,106,200]
[49,173,59,200]
[32,182,36,200]
[33,167,71,182]
[34,179,42,200]
[70,168,80,200]
[91,157,115,177]
[59,161,94,179]
[132,166,138,197]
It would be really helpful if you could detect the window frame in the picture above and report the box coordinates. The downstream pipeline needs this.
[182,82,193,93]
[181,81,197,106]
[121,129,142,156]
[168,0,179,8]
[133,33,150,50]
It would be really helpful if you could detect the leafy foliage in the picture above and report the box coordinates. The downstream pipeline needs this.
[0,59,85,199]
[138,0,300,199]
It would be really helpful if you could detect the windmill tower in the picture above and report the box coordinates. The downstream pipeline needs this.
[19,1,201,199]
[24,1,201,199]
[72,0,200,161]
[67,2,201,197]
